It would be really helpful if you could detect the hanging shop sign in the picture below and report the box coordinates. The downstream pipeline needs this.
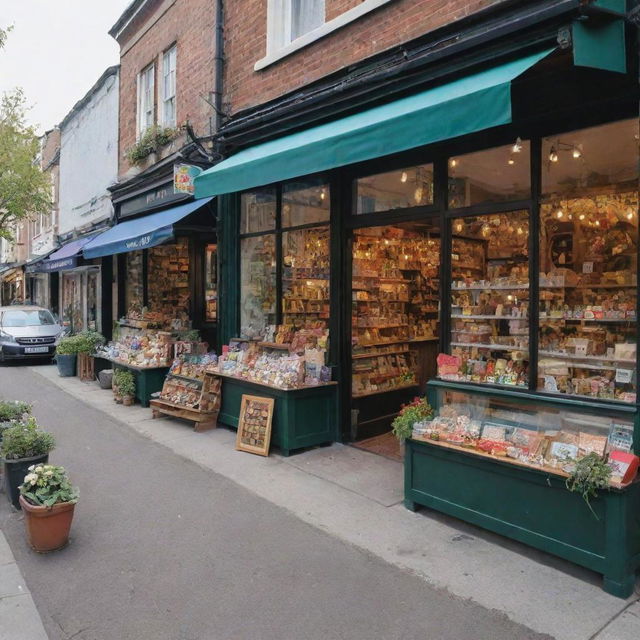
[174,164,202,195]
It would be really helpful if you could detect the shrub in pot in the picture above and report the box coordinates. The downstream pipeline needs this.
[0,400,31,445]
[55,336,80,377]
[1,417,56,509]
[75,331,106,354]
[116,370,136,406]
[19,464,79,552]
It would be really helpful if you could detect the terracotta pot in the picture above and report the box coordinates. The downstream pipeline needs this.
[19,495,76,553]
[122,396,134,406]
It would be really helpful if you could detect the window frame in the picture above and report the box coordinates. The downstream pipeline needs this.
[137,63,156,139]
[161,45,177,128]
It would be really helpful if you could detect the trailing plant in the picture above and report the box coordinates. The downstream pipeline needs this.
[126,125,178,165]
[114,369,135,398]
[0,400,31,422]
[75,330,106,354]
[56,335,82,356]
[565,452,612,519]
[392,396,433,442]
[20,464,78,508]
[0,417,55,460]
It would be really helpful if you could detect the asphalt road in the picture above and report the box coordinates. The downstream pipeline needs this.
[0,365,551,640]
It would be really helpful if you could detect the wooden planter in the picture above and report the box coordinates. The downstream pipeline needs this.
[77,353,94,381]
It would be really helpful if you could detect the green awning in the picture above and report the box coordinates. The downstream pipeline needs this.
[194,49,553,198]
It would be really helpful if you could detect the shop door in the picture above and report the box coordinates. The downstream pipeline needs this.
[350,220,440,447]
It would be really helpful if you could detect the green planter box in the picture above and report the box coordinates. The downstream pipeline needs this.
[217,376,338,456]
[404,437,640,598]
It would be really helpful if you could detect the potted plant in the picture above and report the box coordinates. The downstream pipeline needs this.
[392,397,434,442]
[76,331,105,381]
[116,370,136,406]
[0,400,31,445]
[55,335,80,377]
[0,417,55,509]
[112,369,123,403]
[19,464,79,552]
[566,452,612,519]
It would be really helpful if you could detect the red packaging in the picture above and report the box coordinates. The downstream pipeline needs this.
[608,451,639,484]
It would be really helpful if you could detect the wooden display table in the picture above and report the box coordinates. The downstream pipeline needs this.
[102,357,170,407]
[211,371,338,456]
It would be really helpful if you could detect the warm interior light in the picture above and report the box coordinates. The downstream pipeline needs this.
[414,187,423,203]
[516,227,524,235]
[507,158,515,165]
[579,214,586,220]
[549,147,559,163]
[512,137,523,153]
[449,158,457,168]
[556,210,563,219]
[595,220,601,226]
[320,189,326,200]
[572,145,582,159]
[400,171,408,183]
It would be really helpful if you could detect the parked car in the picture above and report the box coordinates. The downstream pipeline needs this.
[0,306,63,362]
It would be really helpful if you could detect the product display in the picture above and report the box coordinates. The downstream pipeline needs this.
[448,212,530,387]
[101,324,174,368]
[213,325,331,389]
[159,353,220,411]
[411,388,635,486]
[537,193,638,402]
[351,225,439,397]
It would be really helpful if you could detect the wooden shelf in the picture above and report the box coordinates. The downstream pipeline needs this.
[451,342,528,352]
[352,382,419,398]
[452,283,529,290]
[538,350,635,365]
[352,348,410,359]
[258,341,291,350]
[540,316,636,323]
[451,314,526,320]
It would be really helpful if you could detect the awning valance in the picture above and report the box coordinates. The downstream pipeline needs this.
[83,197,214,259]
[194,49,554,199]
[27,236,98,273]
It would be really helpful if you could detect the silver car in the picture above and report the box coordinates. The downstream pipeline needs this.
[0,306,62,362]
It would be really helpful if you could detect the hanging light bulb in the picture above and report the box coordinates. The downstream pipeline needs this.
[508,157,515,165]
[549,147,559,163]
[449,158,458,168]
[512,137,523,153]
[572,144,582,159]
[556,209,564,219]
[320,188,326,201]
[400,171,408,183]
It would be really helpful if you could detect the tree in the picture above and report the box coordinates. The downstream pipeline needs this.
[0,89,50,241]
[0,25,50,241]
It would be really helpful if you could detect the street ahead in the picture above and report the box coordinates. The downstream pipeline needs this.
[1,365,551,640]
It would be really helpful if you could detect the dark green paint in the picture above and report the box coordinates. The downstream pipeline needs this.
[113,363,170,408]
[573,18,627,74]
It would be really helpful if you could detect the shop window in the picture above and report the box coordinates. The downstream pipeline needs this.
[448,141,531,209]
[205,244,217,322]
[240,235,277,338]
[282,179,329,227]
[62,273,83,334]
[351,221,440,401]
[125,250,144,314]
[282,227,329,327]
[86,269,100,332]
[356,165,434,214]
[538,119,638,403]
[447,211,530,387]
[240,188,277,234]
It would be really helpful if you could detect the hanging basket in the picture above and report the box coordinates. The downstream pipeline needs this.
[77,353,95,381]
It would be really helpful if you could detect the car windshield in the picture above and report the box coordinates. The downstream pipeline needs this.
[1,310,56,327]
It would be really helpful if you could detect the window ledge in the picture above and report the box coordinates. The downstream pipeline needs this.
[255,0,395,71]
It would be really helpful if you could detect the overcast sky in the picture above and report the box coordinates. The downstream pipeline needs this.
[0,1,131,133]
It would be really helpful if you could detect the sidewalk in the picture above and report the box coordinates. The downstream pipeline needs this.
[22,365,640,639]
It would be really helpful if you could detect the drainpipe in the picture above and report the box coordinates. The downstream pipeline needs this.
[212,0,224,155]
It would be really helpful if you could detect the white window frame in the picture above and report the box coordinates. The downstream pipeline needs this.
[137,63,155,138]
[267,0,325,55]
[161,45,177,128]
[258,0,395,71]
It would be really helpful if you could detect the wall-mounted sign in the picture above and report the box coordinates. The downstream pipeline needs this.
[118,182,186,219]
[174,164,202,195]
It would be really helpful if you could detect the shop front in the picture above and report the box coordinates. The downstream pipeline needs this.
[0,266,25,306]
[194,14,640,596]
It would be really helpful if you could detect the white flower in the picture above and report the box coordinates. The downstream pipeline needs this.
[28,465,35,471]
[44,470,53,477]
[35,466,43,473]
[30,479,36,485]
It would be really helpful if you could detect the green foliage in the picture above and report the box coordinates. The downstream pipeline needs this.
[20,464,78,508]
[0,417,55,460]
[0,399,31,422]
[566,452,612,519]
[113,369,135,397]
[0,88,51,240]
[125,126,178,165]
[75,330,106,354]
[391,397,433,442]
[55,335,81,356]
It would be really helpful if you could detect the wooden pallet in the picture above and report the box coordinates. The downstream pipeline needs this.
[78,353,95,381]
[150,398,218,432]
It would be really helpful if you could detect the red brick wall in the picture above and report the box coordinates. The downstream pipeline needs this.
[115,0,216,177]
[224,0,505,116]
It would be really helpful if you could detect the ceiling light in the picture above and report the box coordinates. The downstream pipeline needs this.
[512,137,523,153]
[549,147,559,163]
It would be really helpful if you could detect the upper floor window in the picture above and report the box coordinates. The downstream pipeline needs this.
[137,64,155,138]
[267,0,325,53]
[162,46,177,128]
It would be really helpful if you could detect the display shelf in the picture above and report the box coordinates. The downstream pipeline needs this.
[352,382,419,398]
[451,314,526,320]
[352,348,410,359]
[258,342,291,350]
[540,316,636,323]
[538,350,635,365]
[452,284,529,290]
[451,341,528,352]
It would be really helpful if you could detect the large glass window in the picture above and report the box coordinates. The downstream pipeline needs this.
[447,211,530,387]
[448,141,531,208]
[356,165,434,214]
[240,181,330,339]
[538,119,638,403]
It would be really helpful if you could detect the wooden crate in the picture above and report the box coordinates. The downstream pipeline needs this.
[77,353,94,381]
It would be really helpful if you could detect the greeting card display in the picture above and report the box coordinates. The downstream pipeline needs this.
[236,395,275,457]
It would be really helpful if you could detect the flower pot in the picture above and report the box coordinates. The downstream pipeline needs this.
[3,453,49,509]
[122,395,134,406]
[19,495,76,552]
[56,354,77,377]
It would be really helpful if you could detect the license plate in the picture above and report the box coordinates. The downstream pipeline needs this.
[24,346,49,354]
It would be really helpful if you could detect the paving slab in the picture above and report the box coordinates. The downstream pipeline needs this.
[0,594,49,640]
[594,601,640,639]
